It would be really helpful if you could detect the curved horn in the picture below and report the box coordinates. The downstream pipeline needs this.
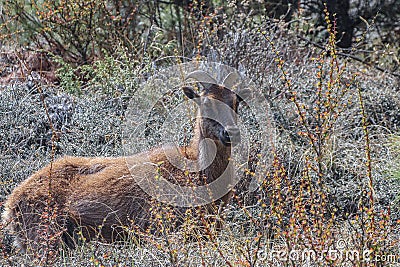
[185,70,217,90]
[222,72,241,90]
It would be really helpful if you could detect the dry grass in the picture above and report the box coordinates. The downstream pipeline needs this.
[1,6,399,267]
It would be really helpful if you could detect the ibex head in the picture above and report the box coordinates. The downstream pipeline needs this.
[183,70,250,147]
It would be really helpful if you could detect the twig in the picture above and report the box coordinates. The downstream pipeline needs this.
[296,34,400,78]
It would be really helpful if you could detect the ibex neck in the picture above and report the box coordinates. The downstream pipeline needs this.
[189,118,233,184]
[197,136,231,185]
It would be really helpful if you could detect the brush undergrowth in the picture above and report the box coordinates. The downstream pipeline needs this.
[0,3,399,267]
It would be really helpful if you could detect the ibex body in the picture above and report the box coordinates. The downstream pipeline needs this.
[2,71,247,252]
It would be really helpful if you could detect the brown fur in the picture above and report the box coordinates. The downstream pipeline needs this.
[2,84,242,252]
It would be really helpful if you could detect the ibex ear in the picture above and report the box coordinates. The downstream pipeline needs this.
[183,87,201,104]
[237,88,252,103]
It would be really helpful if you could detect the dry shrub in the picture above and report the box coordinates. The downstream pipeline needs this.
[0,4,399,267]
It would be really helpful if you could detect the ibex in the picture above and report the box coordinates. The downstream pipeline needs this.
[2,70,249,253]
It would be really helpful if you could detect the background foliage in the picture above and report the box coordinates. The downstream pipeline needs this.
[0,0,399,266]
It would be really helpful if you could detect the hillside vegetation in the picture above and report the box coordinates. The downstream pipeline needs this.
[1,1,399,266]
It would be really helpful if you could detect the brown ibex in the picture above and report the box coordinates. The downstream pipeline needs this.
[2,70,249,253]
